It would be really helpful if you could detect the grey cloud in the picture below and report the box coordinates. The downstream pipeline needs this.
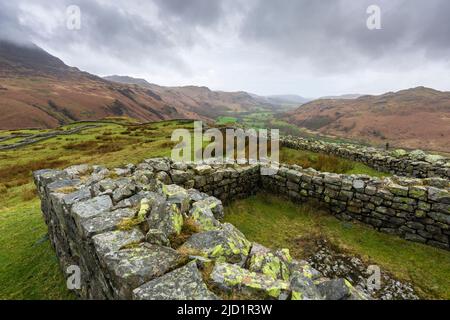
[153,0,228,27]
[25,0,183,68]
[239,0,450,71]
[0,0,449,95]
[0,2,31,44]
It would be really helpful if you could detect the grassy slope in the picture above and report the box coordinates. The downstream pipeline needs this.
[280,147,390,177]
[224,194,450,300]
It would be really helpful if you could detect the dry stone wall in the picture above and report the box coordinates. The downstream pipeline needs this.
[34,157,449,300]
[281,136,450,179]
[262,165,450,250]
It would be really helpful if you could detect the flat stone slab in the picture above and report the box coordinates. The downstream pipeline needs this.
[81,208,136,238]
[179,223,251,265]
[103,243,186,298]
[210,262,290,300]
[71,195,113,223]
[132,261,218,300]
[92,228,145,258]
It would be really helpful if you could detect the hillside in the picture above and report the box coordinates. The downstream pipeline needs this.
[282,87,450,152]
[104,75,278,118]
[0,41,273,130]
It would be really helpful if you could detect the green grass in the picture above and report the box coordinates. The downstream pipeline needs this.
[0,199,74,299]
[216,116,238,125]
[224,193,450,300]
[280,147,389,177]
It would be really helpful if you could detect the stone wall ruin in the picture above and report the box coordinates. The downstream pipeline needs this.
[34,157,450,300]
[281,136,450,179]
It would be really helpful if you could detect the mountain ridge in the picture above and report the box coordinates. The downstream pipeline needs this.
[0,41,276,129]
[282,87,450,152]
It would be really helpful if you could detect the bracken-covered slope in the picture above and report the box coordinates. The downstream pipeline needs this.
[103,75,278,118]
[0,41,272,129]
[282,87,450,152]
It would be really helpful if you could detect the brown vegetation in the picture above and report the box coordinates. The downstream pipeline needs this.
[282,87,450,152]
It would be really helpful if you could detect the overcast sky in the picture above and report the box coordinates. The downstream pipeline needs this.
[1,0,450,97]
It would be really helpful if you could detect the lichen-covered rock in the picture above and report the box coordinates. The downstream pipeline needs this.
[145,158,171,172]
[428,212,450,225]
[200,197,224,220]
[179,223,251,265]
[194,165,213,175]
[316,279,350,300]
[409,150,427,161]
[249,243,271,256]
[65,164,91,178]
[145,229,170,246]
[156,171,171,184]
[290,271,323,300]
[247,250,291,281]
[71,195,113,228]
[112,182,137,203]
[186,189,210,202]
[210,262,290,300]
[81,208,136,238]
[391,149,407,158]
[132,261,218,300]
[425,154,446,164]
[163,184,190,214]
[428,187,450,204]
[315,278,368,300]
[148,203,184,239]
[92,228,145,258]
[113,191,150,209]
[290,260,322,281]
[188,202,221,232]
[102,243,186,298]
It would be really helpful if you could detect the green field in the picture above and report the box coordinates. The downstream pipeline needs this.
[225,194,450,300]
[215,111,373,146]
[0,119,446,299]
[216,116,238,125]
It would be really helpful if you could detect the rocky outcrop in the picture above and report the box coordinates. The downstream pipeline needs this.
[281,136,450,179]
[34,159,371,300]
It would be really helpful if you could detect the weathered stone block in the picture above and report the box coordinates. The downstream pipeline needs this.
[132,261,217,300]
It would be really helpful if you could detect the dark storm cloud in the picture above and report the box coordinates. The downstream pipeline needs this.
[3,0,449,71]
[153,0,227,27]
[0,0,232,70]
[1,0,450,95]
[240,0,450,70]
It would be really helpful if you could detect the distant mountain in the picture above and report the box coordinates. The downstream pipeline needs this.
[267,94,311,105]
[103,75,153,87]
[0,41,72,77]
[103,75,277,118]
[0,41,276,129]
[319,94,364,100]
[0,40,209,129]
[281,87,450,152]
[249,94,310,109]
